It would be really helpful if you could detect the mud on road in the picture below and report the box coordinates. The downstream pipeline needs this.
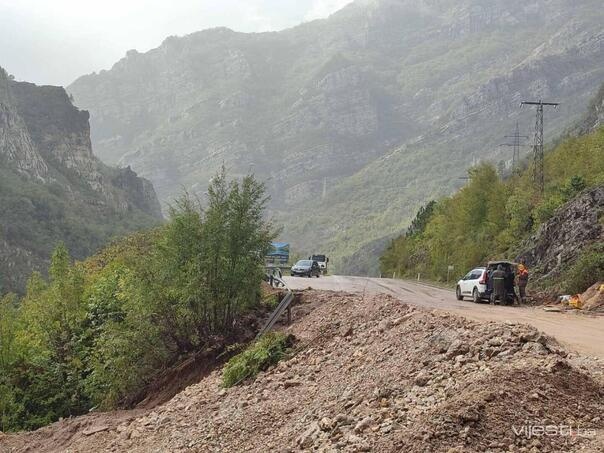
[284,276,604,360]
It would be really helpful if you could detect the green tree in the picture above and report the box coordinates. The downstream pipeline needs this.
[0,293,20,431]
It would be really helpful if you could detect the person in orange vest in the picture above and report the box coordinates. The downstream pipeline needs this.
[517,262,529,303]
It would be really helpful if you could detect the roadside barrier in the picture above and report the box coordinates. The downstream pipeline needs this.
[257,276,294,339]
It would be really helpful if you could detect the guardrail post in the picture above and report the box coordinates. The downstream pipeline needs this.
[256,276,294,339]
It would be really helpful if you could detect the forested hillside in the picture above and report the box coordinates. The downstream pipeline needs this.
[67,0,604,274]
[380,124,604,292]
[0,67,162,293]
[0,171,274,432]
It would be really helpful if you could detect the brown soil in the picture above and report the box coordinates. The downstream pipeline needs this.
[2,290,604,453]
[582,281,604,312]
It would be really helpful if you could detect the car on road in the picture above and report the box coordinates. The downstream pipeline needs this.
[309,254,329,274]
[456,261,518,305]
[456,267,488,303]
[291,260,321,278]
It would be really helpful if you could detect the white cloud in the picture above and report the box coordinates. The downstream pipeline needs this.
[0,0,354,86]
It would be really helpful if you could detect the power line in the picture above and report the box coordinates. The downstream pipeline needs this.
[499,121,529,173]
[521,100,560,193]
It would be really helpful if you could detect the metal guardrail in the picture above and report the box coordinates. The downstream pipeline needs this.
[256,276,294,339]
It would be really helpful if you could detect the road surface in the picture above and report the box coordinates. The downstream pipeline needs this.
[284,275,604,360]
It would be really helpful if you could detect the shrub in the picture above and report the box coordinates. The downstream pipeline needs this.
[261,291,279,309]
[0,169,277,431]
[563,243,604,294]
[533,194,565,225]
[222,333,293,388]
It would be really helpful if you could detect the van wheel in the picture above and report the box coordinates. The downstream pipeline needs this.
[455,286,463,301]
[472,288,481,303]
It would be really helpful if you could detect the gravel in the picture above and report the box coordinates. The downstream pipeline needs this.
[3,290,604,452]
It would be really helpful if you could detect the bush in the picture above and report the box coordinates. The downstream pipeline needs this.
[0,169,277,431]
[261,291,279,309]
[563,243,604,294]
[222,333,293,388]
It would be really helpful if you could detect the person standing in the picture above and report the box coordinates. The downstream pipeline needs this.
[505,266,518,304]
[491,264,506,304]
[517,263,529,303]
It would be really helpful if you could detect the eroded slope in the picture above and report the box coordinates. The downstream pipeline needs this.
[3,290,603,452]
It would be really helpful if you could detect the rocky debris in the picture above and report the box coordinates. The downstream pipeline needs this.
[3,290,604,453]
[517,185,604,281]
[339,325,354,338]
[414,372,430,387]
[81,425,109,436]
[581,281,604,312]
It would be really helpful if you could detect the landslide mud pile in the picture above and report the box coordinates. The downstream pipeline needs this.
[3,291,604,453]
[581,281,604,312]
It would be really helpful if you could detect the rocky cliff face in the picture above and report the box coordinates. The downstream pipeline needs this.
[0,67,162,293]
[67,0,604,273]
[0,76,48,179]
[517,185,604,281]
[573,83,604,135]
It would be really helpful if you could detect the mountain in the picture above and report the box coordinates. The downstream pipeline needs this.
[0,67,162,293]
[573,83,604,135]
[67,0,604,274]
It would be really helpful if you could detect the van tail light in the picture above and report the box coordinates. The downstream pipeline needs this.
[479,272,487,285]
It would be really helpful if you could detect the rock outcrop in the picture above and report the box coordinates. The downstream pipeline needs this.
[517,185,604,280]
[0,66,162,293]
[67,0,604,273]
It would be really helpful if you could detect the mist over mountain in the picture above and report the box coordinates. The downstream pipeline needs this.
[67,0,604,274]
[0,67,162,292]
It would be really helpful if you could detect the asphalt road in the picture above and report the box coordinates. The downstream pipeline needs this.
[283,275,604,360]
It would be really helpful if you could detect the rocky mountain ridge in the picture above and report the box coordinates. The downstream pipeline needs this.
[0,66,162,293]
[67,0,604,273]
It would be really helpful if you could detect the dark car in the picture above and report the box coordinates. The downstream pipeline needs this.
[484,260,518,305]
[291,260,321,278]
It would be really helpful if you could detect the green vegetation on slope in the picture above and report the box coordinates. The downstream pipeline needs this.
[380,127,604,290]
[0,168,157,293]
[0,171,275,432]
[222,332,292,388]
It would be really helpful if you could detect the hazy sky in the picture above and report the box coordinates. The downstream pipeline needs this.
[0,0,352,87]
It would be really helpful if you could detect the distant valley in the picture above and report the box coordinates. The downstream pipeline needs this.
[67,0,604,274]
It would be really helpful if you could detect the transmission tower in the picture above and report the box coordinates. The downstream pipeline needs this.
[521,100,559,193]
[499,122,529,173]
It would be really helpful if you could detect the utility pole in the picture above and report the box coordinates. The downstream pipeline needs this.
[499,122,529,173]
[521,100,559,193]
[322,177,327,200]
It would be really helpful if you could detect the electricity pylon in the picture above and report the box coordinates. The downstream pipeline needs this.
[521,100,560,193]
[499,122,529,173]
